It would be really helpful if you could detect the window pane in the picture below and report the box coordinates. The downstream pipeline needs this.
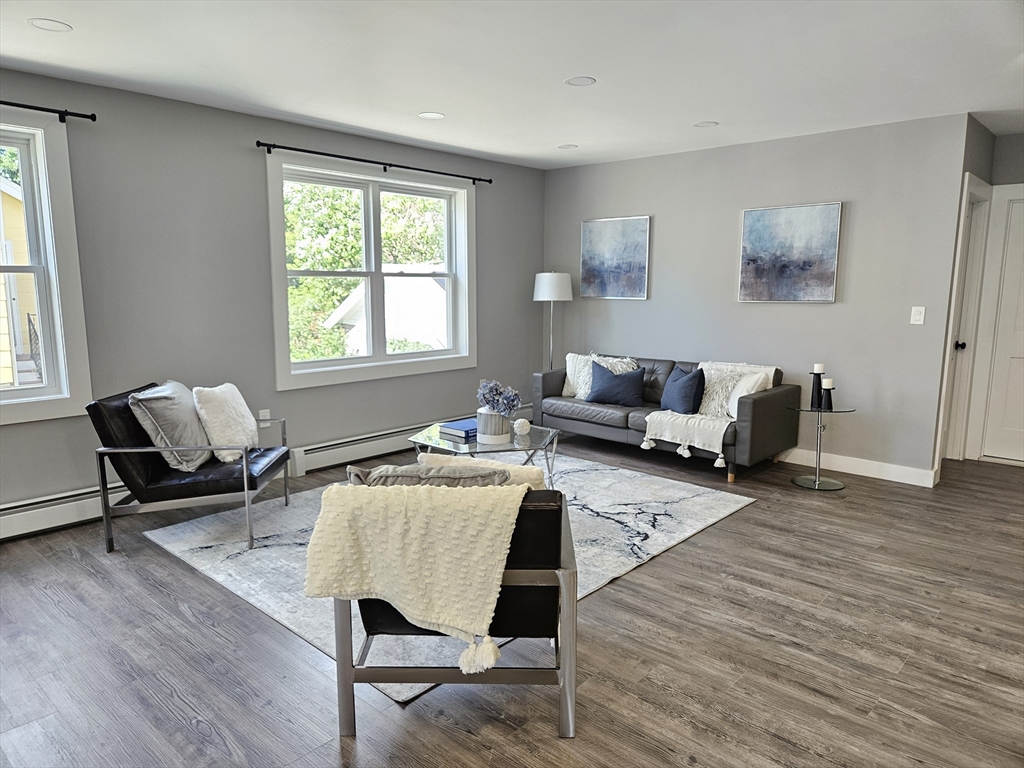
[385,276,450,354]
[283,181,365,271]
[380,191,446,268]
[0,145,33,268]
[288,276,368,362]
[0,271,45,389]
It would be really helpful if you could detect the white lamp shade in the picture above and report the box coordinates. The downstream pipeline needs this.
[533,272,573,302]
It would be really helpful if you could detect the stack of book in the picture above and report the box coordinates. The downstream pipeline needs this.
[438,418,477,443]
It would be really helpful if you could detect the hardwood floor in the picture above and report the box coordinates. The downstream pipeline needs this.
[1,438,1021,767]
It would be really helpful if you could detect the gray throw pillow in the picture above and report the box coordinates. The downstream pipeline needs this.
[129,380,213,472]
[347,464,511,488]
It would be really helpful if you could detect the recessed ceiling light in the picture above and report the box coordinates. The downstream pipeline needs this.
[557,144,579,150]
[27,18,73,32]
[564,76,597,87]
[693,121,719,128]
[418,112,445,120]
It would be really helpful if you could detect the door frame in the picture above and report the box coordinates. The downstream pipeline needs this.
[933,173,992,478]
[964,182,1024,463]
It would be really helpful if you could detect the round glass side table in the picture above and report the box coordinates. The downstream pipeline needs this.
[788,407,856,491]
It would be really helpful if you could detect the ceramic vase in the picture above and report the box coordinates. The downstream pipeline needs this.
[476,406,510,444]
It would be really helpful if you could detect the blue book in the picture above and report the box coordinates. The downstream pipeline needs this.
[439,417,477,437]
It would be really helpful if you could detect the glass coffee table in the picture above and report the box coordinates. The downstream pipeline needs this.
[409,424,560,488]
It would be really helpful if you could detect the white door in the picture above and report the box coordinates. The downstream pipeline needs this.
[978,185,1024,462]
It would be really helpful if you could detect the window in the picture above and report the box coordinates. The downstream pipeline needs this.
[266,153,475,389]
[0,107,91,424]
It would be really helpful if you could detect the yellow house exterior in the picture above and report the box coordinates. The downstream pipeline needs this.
[1,174,41,388]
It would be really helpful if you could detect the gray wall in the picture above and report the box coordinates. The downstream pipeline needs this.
[0,70,545,505]
[963,115,995,183]
[992,133,1024,185]
[544,115,968,471]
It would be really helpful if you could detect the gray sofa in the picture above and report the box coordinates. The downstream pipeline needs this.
[533,358,800,481]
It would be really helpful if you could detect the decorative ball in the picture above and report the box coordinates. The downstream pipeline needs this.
[513,419,531,436]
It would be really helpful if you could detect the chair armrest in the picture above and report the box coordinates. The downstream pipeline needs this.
[733,384,801,467]
[255,417,287,446]
[533,369,567,423]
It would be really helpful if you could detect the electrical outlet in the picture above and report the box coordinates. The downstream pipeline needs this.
[910,306,926,325]
[258,409,271,427]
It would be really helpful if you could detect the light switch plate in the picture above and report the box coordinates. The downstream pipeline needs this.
[258,408,271,427]
[910,306,926,325]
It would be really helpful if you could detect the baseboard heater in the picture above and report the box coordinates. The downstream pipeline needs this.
[292,405,533,476]
[0,482,128,541]
[1,406,534,539]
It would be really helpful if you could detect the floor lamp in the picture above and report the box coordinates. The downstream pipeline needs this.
[533,272,574,370]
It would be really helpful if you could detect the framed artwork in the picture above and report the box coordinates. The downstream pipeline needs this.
[581,215,650,300]
[738,202,841,303]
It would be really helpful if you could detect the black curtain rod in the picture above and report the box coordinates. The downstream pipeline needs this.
[0,100,96,123]
[255,141,492,185]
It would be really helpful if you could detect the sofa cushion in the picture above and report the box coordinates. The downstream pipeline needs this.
[543,396,634,428]
[661,366,705,414]
[143,446,289,503]
[586,363,646,407]
[637,358,691,404]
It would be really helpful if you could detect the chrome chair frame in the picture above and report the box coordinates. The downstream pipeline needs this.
[95,418,288,553]
[332,501,577,738]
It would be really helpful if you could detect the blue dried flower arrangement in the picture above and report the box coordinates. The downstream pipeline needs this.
[477,379,522,419]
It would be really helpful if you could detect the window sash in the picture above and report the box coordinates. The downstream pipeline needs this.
[281,169,457,365]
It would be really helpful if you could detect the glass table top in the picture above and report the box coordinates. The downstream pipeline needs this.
[409,423,558,454]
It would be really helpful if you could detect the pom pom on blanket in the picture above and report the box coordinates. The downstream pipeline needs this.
[459,636,501,674]
[714,453,727,468]
[641,438,656,450]
[677,446,692,458]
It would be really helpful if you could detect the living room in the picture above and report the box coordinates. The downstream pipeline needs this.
[1,1,1022,766]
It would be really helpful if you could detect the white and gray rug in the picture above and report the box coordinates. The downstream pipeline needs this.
[145,454,753,702]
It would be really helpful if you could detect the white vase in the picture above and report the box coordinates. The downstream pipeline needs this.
[476,406,510,444]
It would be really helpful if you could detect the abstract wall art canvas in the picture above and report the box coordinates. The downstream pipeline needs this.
[581,216,650,299]
[739,203,841,302]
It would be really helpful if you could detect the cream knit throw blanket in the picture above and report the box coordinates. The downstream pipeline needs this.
[305,483,529,674]
[641,366,748,467]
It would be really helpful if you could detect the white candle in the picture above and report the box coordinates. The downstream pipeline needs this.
[822,378,834,389]
[813,363,825,374]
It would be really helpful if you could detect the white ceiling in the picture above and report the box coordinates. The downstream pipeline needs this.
[1,0,1021,169]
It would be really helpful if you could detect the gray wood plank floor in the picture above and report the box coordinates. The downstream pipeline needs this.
[1,438,1021,767]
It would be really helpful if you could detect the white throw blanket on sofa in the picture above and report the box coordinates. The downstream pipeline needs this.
[642,411,734,466]
[305,483,529,673]
[642,363,754,466]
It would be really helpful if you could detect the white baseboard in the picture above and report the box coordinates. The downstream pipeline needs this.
[0,495,107,540]
[778,448,937,488]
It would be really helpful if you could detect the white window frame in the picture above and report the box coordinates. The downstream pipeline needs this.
[0,106,91,425]
[266,151,476,390]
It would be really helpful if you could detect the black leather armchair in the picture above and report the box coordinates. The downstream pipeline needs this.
[333,489,577,738]
[86,384,290,553]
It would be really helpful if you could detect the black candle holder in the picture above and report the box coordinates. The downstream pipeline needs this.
[821,387,834,412]
[809,372,823,410]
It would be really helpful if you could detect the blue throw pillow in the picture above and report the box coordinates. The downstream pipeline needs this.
[660,366,705,414]
[586,362,646,407]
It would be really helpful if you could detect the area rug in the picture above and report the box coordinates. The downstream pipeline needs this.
[144,454,754,702]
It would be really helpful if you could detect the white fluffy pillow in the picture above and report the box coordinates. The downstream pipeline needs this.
[193,383,259,462]
[728,372,771,418]
[561,352,591,397]
[417,453,546,491]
